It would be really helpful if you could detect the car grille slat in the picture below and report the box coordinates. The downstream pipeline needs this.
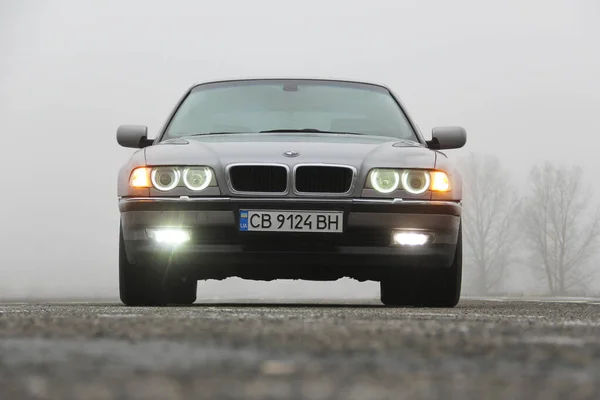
[228,165,288,193]
[295,166,354,194]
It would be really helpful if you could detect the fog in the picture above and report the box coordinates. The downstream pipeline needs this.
[1,0,599,300]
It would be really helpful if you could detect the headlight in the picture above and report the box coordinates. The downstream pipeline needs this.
[151,167,180,191]
[401,170,431,194]
[367,169,451,194]
[130,165,216,192]
[183,167,212,191]
[370,169,400,193]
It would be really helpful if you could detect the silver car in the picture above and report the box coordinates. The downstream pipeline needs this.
[116,78,466,307]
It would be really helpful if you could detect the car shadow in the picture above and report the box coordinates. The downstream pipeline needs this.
[187,301,386,308]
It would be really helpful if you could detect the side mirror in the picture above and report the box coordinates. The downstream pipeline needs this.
[427,126,467,150]
[116,125,153,148]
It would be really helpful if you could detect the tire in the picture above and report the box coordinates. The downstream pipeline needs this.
[380,223,462,307]
[119,226,197,306]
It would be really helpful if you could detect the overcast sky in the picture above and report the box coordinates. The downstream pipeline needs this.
[1,0,598,298]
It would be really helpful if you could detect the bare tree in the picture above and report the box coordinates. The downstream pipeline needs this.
[458,153,521,294]
[521,162,600,295]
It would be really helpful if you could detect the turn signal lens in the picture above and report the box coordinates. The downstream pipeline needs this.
[129,167,152,188]
[430,171,451,192]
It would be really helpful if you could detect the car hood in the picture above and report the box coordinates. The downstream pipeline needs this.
[144,133,436,170]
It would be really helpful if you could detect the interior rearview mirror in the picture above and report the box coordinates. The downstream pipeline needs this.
[427,126,467,150]
[116,125,153,148]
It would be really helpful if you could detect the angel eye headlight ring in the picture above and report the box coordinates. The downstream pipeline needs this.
[151,167,180,191]
[183,167,213,191]
[370,169,400,194]
[401,170,431,195]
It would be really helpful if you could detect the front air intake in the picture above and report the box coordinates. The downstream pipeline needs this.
[294,165,354,194]
[228,165,288,193]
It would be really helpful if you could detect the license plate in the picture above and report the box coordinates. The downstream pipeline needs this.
[239,210,343,233]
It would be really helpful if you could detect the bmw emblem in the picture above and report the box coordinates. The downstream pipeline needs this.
[283,150,300,158]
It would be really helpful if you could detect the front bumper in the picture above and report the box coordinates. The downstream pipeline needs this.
[119,197,461,281]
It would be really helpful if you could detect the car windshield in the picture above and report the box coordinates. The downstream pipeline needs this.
[162,80,419,141]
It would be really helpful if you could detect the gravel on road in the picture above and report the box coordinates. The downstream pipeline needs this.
[1,298,600,400]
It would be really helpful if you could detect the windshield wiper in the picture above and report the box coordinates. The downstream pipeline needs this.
[180,129,367,137]
[259,128,364,135]
[184,132,248,136]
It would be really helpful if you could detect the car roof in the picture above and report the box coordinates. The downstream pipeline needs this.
[189,77,393,92]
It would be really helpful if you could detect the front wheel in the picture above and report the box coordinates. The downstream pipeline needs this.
[119,226,197,306]
[380,225,462,308]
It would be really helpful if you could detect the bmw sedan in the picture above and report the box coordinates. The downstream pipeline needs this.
[116,78,467,307]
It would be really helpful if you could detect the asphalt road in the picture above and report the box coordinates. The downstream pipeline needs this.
[1,298,600,400]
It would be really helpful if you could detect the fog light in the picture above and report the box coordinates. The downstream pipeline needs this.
[146,228,191,245]
[392,231,430,246]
